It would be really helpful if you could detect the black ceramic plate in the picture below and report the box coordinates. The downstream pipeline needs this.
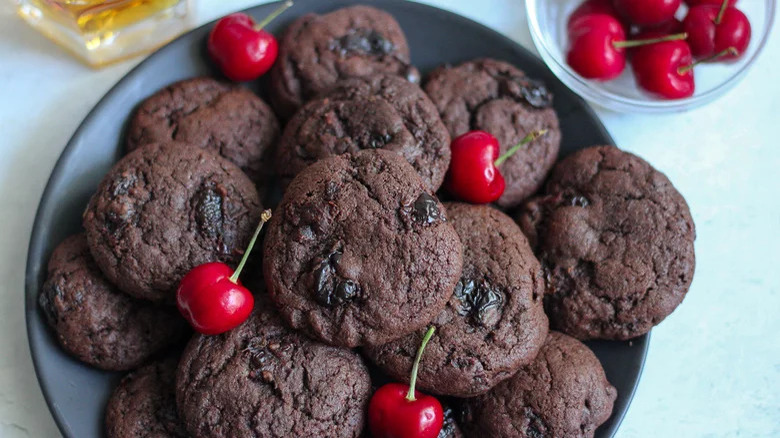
[25,1,649,436]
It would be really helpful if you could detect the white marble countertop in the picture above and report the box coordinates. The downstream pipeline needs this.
[1,1,778,437]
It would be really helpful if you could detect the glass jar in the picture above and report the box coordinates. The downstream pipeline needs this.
[14,0,192,67]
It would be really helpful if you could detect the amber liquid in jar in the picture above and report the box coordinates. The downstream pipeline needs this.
[16,0,191,66]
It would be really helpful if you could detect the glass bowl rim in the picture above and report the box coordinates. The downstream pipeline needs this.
[525,0,776,112]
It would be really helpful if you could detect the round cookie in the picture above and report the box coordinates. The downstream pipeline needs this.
[463,331,617,438]
[263,149,462,347]
[84,142,262,302]
[105,357,187,438]
[38,234,188,371]
[126,77,280,189]
[269,5,418,118]
[517,146,696,340]
[424,58,561,208]
[276,74,451,191]
[364,203,548,397]
[176,306,371,438]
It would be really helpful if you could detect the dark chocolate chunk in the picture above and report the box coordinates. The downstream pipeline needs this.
[331,28,395,56]
[194,183,225,239]
[519,78,554,109]
[411,193,442,225]
[312,248,360,307]
[454,278,503,327]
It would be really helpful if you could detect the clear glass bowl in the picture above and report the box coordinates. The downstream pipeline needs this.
[526,0,775,113]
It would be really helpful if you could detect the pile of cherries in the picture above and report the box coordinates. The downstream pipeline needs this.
[566,0,752,99]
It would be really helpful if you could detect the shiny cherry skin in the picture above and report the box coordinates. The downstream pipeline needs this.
[635,18,683,35]
[683,5,751,61]
[176,209,271,335]
[207,13,278,81]
[368,383,444,438]
[686,0,736,6]
[567,0,624,32]
[631,32,695,99]
[444,131,505,204]
[176,262,254,335]
[613,0,682,27]
[567,14,627,80]
[369,327,443,438]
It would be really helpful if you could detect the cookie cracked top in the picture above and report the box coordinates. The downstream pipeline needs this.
[84,142,262,301]
[517,146,696,340]
[39,234,188,370]
[127,77,279,190]
[176,305,371,438]
[365,203,548,397]
[269,5,418,118]
[424,58,561,208]
[263,149,462,347]
[276,74,450,191]
[463,331,617,438]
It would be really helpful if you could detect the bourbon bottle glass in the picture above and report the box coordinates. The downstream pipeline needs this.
[14,0,192,66]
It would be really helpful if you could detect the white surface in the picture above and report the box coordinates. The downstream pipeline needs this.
[0,0,777,437]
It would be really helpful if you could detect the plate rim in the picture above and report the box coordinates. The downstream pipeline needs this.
[24,1,650,436]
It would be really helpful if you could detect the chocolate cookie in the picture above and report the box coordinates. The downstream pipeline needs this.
[105,357,187,438]
[365,203,548,397]
[176,306,371,438]
[38,235,188,371]
[126,77,280,189]
[263,150,462,347]
[517,146,696,340]
[463,331,617,438]
[84,142,262,301]
[269,6,418,118]
[424,58,561,208]
[276,74,450,191]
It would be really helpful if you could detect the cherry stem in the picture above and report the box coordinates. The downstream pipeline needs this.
[613,32,688,49]
[715,0,729,25]
[253,0,293,31]
[229,209,272,284]
[677,47,738,74]
[406,326,435,402]
[494,129,549,167]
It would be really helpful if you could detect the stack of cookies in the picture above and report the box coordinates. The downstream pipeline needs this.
[38,5,695,438]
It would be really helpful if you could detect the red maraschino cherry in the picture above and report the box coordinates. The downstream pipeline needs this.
[613,0,682,27]
[207,1,293,81]
[369,327,443,438]
[567,14,688,80]
[177,209,272,335]
[445,130,548,204]
[683,0,751,61]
